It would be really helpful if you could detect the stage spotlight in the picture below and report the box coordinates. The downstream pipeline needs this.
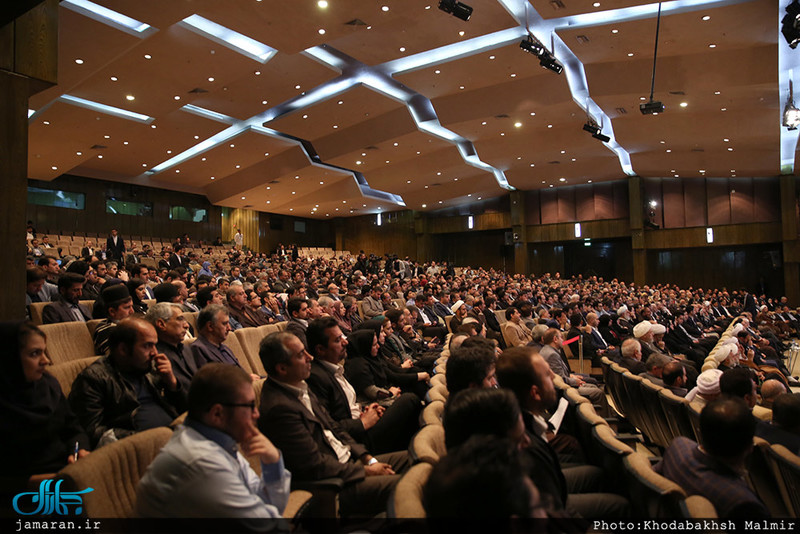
[519,35,544,56]
[782,0,800,48]
[539,54,563,74]
[783,80,800,130]
[583,120,610,143]
[438,0,473,21]
[639,100,665,115]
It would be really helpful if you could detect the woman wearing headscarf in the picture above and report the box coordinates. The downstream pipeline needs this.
[345,324,429,404]
[198,261,213,278]
[0,322,90,507]
[127,278,150,315]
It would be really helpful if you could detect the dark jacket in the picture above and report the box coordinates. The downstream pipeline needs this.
[258,378,368,485]
[306,360,367,443]
[42,298,92,324]
[68,356,186,447]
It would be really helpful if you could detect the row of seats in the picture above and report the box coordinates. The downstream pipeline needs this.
[44,320,289,396]
[390,351,722,519]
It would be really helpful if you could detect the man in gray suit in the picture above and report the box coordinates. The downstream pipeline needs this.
[539,328,607,413]
[42,273,92,324]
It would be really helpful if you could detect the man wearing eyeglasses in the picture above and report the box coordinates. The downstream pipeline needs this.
[136,363,290,520]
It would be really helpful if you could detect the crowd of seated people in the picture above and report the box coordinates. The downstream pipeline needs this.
[8,228,800,522]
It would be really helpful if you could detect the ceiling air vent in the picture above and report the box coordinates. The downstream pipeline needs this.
[364,145,379,150]
[188,88,209,94]
[243,205,253,208]
[690,148,705,152]
[268,180,280,184]
[615,107,627,114]
[90,144,107,149]
[548,160,561,164]
[669,91,686,95]
[576,35,590,44]
[495,114,510,119]
[550,0,565,9]
[345,19,367,26]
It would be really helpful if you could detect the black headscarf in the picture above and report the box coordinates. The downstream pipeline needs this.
[346,330,376,360]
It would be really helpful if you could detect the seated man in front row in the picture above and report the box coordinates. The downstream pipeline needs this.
[136,364,290,520]
[69,318,187,448]
[257,331,409,518]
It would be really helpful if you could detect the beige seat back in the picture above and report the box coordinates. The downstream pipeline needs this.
[47,356,99,396]
[410,424,446,465]
[390,463,433,518]
[40,322,96,364]
[234,327,268,376]
[57,427,173,518]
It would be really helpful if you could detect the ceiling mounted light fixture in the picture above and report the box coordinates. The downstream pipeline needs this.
[640,2,665,115]
[783,80,800,130]
[519,33,562,74]
[783,0,800,48]
[582,119,610,143]
[438,0,472,21]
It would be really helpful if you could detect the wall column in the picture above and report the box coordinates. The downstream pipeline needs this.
[1,0,57,321]
[414,213,433,262]
[510,190,529,275]
[628,176,647,286]
[780,176,800,304]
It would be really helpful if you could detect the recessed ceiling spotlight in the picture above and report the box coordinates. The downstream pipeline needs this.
[438,201,443,204]
[356,160,362,165]
[547,124,553,128]
[393,142,399,146]
[702,15,710,21]
[110,76,118,81]
[611,29,618,34]
[292,191,296,195]
[210,176,215,180]
[208,77,214,82]
[289,208,294,211]
[51,166,58,170]
[437,172,441,175]
[560,150,566,154]
[266,186,271,190]
[510,73,517,77]
[144,54,152,59]
[489,55,495,59]
[318,0,328,7]
[266,200,271,204]
[727,147,733,151]
[75,58,84,64]
[262,100,268,104]
[126,95,135,101]
[333,125,338,129]
[721,107,727,111]
[459,31,465,36]
[295,175,299,179]
[97,155,103,159]
[104,135,110,139]
[76,151,82,155]
[680,102,688,108]
[201,157,206,160]
[302,114,308,119]
[530,163,535,167]
[699,169,706,173]
[381,5,389,11]
[593,2,600,6]
[175,169,180,173]
[235,164,240,168]
[459,85,465,89]
[295,84,301,89]
[320,181,324,185]
[255,71,261,75]
[151,125,156,128]
[166,150,172,154]
[230,144,235,148]
[174,95,181,100]
[422,204,427,208]
[588,180,593,183]
[337,100,343,104]
[666,149,671,153]
[481,121,487,125]
[434,70,441,74]
[559,177,566,182]
[399,47,406,52]
[194,135,200,139]
[407,180,412,183]
[264,152,269,156]
[123,141,129,145]
[361,152,366,156]
[318,28,326,34]
[627,53,634,57]
[513,122,522,128]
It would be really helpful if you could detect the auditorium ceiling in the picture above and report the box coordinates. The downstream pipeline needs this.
[27,0,795,218]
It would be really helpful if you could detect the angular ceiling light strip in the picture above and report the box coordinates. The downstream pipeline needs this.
[58,94,155,123]
[303,45,514,190]
[178,14,277,63]
[779,16,800,172]
[496,0,752,177]
[61,0,156,37]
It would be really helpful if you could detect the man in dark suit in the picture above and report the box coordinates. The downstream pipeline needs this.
[106,229,125,261]
[168,245,186,270]
[755,393,800,454]
[257,331,408,518]
[305,317,420,454]
[42,273,92,324]
[743,290,759,319]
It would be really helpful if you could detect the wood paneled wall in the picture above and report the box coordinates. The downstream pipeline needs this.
[528,239,633,281]
[221,207,259,251]
[642,177,781,229]
[257,212,335,254]
[525,181,629,225]
[27,175,224,243]
[646,244,784,296]
[338,211,417,258]
[432,230,513,271]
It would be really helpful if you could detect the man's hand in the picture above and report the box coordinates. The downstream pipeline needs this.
[153,353,178,390]
[360,403,382,430]
[570,373,585,386]
[389,386,402,397]
[401,359,413,369]
[417,372,430,382]
[66,449,90,464]
[240,425,281,464]
[364,462,395,476]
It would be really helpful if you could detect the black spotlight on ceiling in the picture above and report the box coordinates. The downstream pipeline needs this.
[640,2,665,115]
[519,34,563,74]
[438,0,473,21]
[582,120,610,143]
[782,0,800,48]
[783,80,800,130]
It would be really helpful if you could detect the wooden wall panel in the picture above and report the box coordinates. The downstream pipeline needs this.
[644,222,781,249]
[752,177,781,223]
[729,177,754,224]
[433,230,512,271]
[706,178,731,225]
[642,178,663,227]
[339,212,416,258]
[575,185,595,220]
[257,213,335,253]
[525,190,541,225]
[662,178,685,229]
[612,181,629,219]
[683,179,707,227]
[540,189,558,224]
[593,182,614,219]
[557,187,576,222]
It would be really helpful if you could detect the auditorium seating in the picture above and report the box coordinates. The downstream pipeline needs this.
[766,443,800,516]
[47,356,99,396]
[409,424,446,465]
[621,451,686,517]
[57,427,173,518]
[421,400,444,426]
[40,322,96,364]
[388,462,433,519]
[747,437,790,517]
